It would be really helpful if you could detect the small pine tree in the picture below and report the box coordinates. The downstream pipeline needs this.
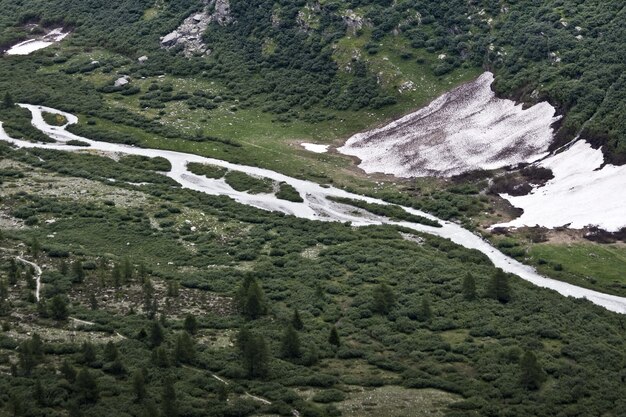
[3,92,13,108]
[240,331,269,378]
[328,326,340,347]
[462,272,477,301]
[372,282,395,315]
[149,321,165,348]
[71,261,84,283]
[237,277,268,320]
[280,325,301,359]
[143,280,157,319]
[291,309,304,330]
[161,378,178,417]
[30,237,41,257]
[75,368,99,403]
[111,264,122,287]
[89,293,98,310]
[60,359,77,382]
[520,351,547,390]
[183,314,198,335]
[173,332,195,365]
[103,341,119,362]
[122,257,133,283]
[34,379,45,406]
[487,269,511,303]
[132,369,147,402]
[50,295,69,320]
[81,341,97,365]
[419,297,432,322]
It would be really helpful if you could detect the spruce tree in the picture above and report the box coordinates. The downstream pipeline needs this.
[240,331,269,378]
[280,325,301,359]
[75,368,99,404]
[132,369,147,402]
[81,341,97,365]
[173,332,195,365]
[161,378,178,417]
[183,314,198,335]
[291,309,304,330]
[60,359,77,382]
[50,295,69,320]
[71,261,84,283]
[103,341,119,362]
[487,269,511,303]
[419,297,432,321]
[373,282,395,315]
[520,351,547,390]
[237,277,268,320]
[149,321,165,348]
[328,326,341,347]
[462,272,477,301]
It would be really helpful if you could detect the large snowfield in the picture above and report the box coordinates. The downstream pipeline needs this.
[338,72,560,177]
[494,141,626,232]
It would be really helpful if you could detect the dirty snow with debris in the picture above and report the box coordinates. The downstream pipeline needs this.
[338,72,560,177]
[493,141,626,232]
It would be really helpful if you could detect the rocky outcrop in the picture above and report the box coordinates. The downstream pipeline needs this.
[160,0,233,58]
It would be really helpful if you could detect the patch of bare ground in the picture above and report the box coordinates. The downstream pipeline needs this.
[69,277,235,319]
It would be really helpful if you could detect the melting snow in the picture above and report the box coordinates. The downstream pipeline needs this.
[301,143,329,153]
[338,72,560,177]
[5,29,69,56]
[1,104,625,313]
[494,141,626,232]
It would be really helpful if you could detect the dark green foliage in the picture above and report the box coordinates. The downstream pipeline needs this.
[372,282,395,315]
[132,369,147,402]
[520,351,547,390]
[187,162,227,179]
[161,378,178,417]
[224,171,273,194]
[49,294,69,320]
[173,332,195,365]
[238,328,270,379]
[75,368,99,404]
[487,268,512,303]
[280,325,301,359]
[276,182,304,202]
[462,272,477,301]
[328,326,340,347]
[328,196,441,227]
[291,309,304,331]
[183,314,198,335]
[236,276,268,320]
[149,321,165,348]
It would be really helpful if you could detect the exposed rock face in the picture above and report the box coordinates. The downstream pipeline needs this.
[114,76,130,87]
[160,0,233,57]
[343,10,367,34]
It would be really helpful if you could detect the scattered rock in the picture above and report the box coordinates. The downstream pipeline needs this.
[160,0,233,57]
[114,76,130,87]
[138,55,148,64]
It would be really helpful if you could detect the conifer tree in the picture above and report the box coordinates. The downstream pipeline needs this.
[487,269,511,303]
[81,341,97,365]
[520,351,547,390]
[173,332,195,365]
[419,297,432,321]
[161,378,178,417]
[237,277,268,320]
[72,260,85,283]
[291,309,304,330]
[328,326,340,347]
[183,314,198,335]
[60,359,77,382]
[462,272,477,301]
[149,320,165,348]
[132,369,147,402]
[104,341,119,362]
[280,325,301,359]
[76,368,99,403]
[50,295,69,320]
[373,282,395,315]
[239,330,269,378]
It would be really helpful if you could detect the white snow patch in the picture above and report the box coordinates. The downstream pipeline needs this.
[301,143,329,153]
[493,141,626,232]
[338,72,560,177]
[5,28,69,56]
